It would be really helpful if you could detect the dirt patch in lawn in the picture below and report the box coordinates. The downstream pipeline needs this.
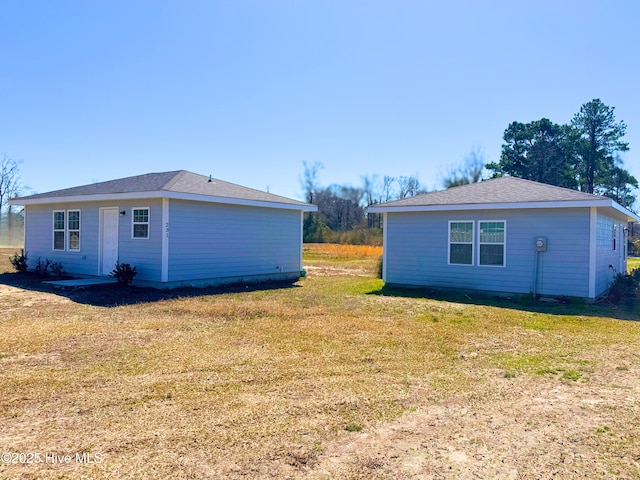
[304,265,371,277]
[313,367,640,479]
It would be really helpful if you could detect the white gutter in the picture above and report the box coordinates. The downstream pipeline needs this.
[9,190,318,212]
[367,199,638,221]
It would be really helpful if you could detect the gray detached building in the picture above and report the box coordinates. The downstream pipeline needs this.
[368,177,639,299]
[10,170,317,287]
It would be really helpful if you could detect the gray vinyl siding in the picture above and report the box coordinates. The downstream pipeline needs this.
[23,203,100,276]
[385,208,591,297]
[168,200,302,282]
[594,211,625,296]
[114,200,163,281]
[21,200,163,281]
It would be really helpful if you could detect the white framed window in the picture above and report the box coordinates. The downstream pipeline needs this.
[132,207,150,239]
[53,211,66,250]
[68,210,81,251]
[53,209,81,251]
[478,221,506,267]
[448,221,474,265]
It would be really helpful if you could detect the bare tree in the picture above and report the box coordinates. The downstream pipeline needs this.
[397,175,421,199]
[442,147,486,188]
[0,155,23,213]
[360,174,379,207]
[381,175,396,202]
[299,160,323,204]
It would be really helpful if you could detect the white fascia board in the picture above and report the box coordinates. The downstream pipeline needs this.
[367,199,614,214]
[163,192,318,211]
[10,191,165,205]
[11,191,318,212]
[609,201,640,222]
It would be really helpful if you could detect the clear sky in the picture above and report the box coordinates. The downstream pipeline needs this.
[1,0,638,202]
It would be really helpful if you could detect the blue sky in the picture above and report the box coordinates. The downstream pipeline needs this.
[1,0,638,202]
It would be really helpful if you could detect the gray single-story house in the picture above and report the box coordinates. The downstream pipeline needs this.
[9,170,317,287]
[367,177,639,299]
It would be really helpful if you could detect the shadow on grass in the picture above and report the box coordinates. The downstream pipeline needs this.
[367,284,640,321]
[0,272,300,308]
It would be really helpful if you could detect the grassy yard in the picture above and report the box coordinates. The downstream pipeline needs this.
[0,246,639,479]
[627,255,640,271]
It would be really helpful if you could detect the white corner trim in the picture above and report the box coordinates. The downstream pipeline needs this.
[382,213,388,282]
[588,207,597,298]
[161,198,169,282]
[300,211,304,271]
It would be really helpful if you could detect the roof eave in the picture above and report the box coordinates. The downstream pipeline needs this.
[10,191,317,212]
[367,199,638,220]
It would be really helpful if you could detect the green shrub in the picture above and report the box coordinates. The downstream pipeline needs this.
[110,262,138,285]
[49,261,66,277]
[9,249,28,273]
[606,270,638,305]
[34,257,52,277]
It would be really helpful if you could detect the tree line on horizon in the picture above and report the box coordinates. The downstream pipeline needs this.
[1,99,636,245]
[301,98,637,243]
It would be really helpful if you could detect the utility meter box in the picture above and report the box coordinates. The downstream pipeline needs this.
[535,237,548,252]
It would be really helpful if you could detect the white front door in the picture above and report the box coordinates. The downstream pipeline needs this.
[100,208,119,275]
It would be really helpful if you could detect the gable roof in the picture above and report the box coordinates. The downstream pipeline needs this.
[367,177,638,221]
[10,170,317,211]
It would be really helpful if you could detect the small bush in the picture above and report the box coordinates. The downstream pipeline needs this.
[110,262,138,285]
[605,271,638,305]
[9,249,28,273]
[31,257,66,278]
[34,257,53,277]
[49,261,66,278]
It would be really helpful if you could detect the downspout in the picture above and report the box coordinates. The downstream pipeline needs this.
[23,205,29,263]
[300,210,304,273]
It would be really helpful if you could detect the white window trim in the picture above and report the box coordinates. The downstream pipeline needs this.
[52,209,81,252]
[132,207,150,239]
[448,220,475,266]
[67,209,81,251]
[53,210,66,251]
[478,220,507,268]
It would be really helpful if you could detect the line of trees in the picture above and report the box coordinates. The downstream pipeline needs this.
[2,99,636,246]
[300,161,426,244]
[302,99,637,244]
[486,99,637,208]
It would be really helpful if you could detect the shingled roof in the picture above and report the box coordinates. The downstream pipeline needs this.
[367,177,638,220]
[11,170,315,210]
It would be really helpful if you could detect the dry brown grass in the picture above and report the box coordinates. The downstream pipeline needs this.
[1,247,640,478]
[303,243,382,277]
[303,243,383,260]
